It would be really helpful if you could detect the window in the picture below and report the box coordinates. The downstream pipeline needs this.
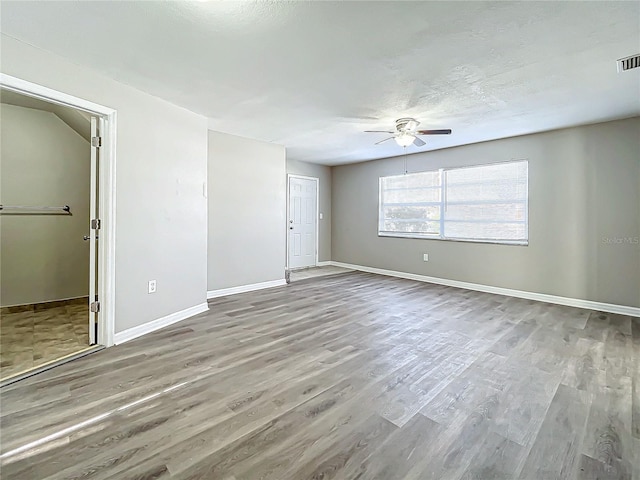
[378,170,442,237]
[379,160,528,245]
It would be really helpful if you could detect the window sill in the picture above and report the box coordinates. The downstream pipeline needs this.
[378,232,528,246]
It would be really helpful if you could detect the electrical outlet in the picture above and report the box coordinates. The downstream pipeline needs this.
[423,254,429,262]
[148,280,157,294]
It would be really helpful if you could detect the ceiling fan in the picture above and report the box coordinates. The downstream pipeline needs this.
[365,118,452,147]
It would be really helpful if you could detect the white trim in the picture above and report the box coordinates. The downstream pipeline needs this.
[99,111,117,348]
[329,261,640,317]
[378,231,529,246]
[0,73,116,115]
[286,174,320,270]
[0,73,117,347]
[114,303,209,345]
[316,261,332,267]
[207,279,287,299]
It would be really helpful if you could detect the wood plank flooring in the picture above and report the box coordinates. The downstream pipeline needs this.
[0,271,637,479]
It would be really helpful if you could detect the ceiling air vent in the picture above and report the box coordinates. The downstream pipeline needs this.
[617,54,640,72]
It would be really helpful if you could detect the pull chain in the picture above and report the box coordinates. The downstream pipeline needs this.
[403,146,408,174]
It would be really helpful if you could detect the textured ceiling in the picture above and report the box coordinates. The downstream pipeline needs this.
[1,1,638,165]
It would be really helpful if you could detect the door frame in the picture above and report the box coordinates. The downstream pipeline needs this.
[1,73,117,347]
[286,174,319,271]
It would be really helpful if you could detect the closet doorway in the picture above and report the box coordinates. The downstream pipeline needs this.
[0,77,115,386]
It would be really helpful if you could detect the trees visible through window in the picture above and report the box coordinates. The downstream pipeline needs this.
[378,160,528,245]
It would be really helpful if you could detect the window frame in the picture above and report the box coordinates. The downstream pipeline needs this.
[378,160,529,246]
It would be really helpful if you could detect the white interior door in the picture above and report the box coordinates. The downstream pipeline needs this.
[288,176,317,269]
[88,117,100,345]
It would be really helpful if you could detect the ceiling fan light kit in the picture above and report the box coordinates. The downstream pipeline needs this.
[395,132,415,147]
[365,117,452,149]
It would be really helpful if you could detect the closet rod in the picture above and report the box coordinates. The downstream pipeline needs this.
[0,205,71,213]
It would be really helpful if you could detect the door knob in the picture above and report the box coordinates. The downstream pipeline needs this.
[83,235,99,240]
[289,227,293,230]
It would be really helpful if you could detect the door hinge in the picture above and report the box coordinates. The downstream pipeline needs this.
[90,301,100,313]
[91,218,101,230]
[91,136,102,148]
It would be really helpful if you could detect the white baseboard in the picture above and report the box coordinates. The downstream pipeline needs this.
[316,261,332,267]
[114,302,209,345]
[329,261,640,317]
[207,279,287,299]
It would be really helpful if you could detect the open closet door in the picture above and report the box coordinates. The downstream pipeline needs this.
[88,116,101,345]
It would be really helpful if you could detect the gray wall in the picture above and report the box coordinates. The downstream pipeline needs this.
[208,131,286,291]
[0,104,90,306]
[286,158,332,262]
[1,34,209,334]
[332,117,640,308]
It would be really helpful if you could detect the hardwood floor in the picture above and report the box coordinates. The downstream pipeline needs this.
[0,272,637,479]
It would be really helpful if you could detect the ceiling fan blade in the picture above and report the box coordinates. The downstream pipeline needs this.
[375,137,394,145]
[365,130,395,133]
[416,129,452,135]
[413,137,426,147]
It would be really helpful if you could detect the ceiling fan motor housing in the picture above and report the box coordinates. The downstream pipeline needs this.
[396,118,419,132]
